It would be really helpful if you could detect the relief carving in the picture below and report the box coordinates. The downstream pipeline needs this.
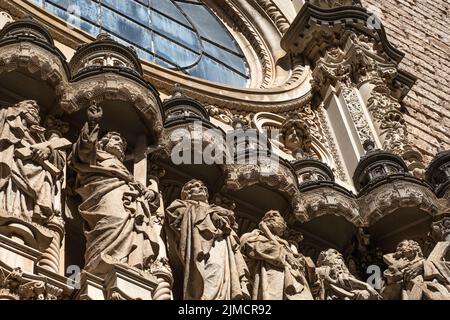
[314,249,381,300]
[382,240,450,300]
[165,179,250,300]
[70,103,161,276]
[0,101,69,224]
[240,210,314,300]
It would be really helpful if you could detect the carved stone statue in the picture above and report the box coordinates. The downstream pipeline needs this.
[240,210,314,300]
[279,116,312,159]
[70,102,160,276]
[382,240,450,300]
[315,249,381,300]
[0,100,67,223]
[165,179,250,300]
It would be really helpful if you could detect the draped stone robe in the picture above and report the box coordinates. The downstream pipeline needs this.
[165,199,250,300]
[240,229,314,300]
[315,265,381,300]
[71,123,160,276]
[0,107,63,223]
[383,247,450,300]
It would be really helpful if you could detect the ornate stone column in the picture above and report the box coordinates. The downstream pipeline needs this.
[281,3,418,183]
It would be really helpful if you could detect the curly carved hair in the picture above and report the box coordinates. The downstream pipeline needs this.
[394,240,423,259]
[279,116,312,151]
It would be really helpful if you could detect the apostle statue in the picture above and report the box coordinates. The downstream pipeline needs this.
[240,210,314,300]
[315,248,381,300]
[165,179,250,300]
[381,240,450,300]
[70,102,160,276]
[0,100,66,223]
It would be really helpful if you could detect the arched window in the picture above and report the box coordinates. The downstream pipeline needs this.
[29,0,250,87]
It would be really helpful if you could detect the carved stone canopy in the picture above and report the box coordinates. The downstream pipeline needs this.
[353,142,409,192]
[69,33,143,79]
[0,17,70,93]
[163,92,210,125]
[0,16,54,45]
[425,150,450,197]
[291,158,335,187]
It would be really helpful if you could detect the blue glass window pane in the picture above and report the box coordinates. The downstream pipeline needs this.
[101,7,152,49]
[103,0,149,27]
[110,35,154,63]
[30,0,250,87]
[175,2,240,52]
[189,56,248,87]
[153,33,199,68]
[44,2,100,35]
[150,0,190,25]
[202,41,247,75]
[29,0,44,6]
[151,10,201,52]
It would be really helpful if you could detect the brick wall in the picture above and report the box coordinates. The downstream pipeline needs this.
[362,0,450,163]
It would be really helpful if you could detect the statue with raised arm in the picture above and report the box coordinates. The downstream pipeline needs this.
[70,102,160,276]
[315,249,381,300]
[0,100,68,223]
[165,179,250,300]
[381,239,450,300]
[240,210,314,300]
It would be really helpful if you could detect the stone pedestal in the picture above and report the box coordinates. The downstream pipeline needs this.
[0,234,41,274]
[104,264,158,300]
[75,262,159,300]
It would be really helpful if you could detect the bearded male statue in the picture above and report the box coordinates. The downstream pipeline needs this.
[70,102,160,276]
[0,100,65,223]
[315,248,381,300]
[240,210,314,300]
[165,179,250,300]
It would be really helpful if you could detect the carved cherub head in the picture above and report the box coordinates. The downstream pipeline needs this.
[393,240,423,261]
[260,210,287,237]
[279,116,312,157]
[181,179,209,203]
[317,249,351,275]
[14,100,41,126]
[98,131,127,161]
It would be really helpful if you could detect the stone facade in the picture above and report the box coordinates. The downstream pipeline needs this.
[0,0,448,300]
[361,0,450,162]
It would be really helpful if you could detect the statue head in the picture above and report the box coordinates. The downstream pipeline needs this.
[279,116,312,155]
[393,240,423,261]
[260,210,287,237]
[98,131,127,161]
[14,100,41,126]
[180,179,209,203]
[317,249,350,274]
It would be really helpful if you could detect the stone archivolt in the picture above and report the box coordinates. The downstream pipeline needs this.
[0,4,449,301]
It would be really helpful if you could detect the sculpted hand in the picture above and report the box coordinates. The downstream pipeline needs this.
[143,189,157,202]
[32,147,51,162]
[87,102,103,124]
[403,262,423,282]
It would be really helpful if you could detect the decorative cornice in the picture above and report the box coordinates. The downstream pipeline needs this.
[252,0,290,34]
[281,3,405,64]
